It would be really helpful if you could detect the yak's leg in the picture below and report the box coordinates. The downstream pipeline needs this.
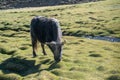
[31,37,37,57]
[41,43,47,55]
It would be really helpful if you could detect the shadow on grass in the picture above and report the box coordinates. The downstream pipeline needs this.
[107,75,120,80]
[89,54,102,57]
[0,48,16,55]
[0,56,58,76]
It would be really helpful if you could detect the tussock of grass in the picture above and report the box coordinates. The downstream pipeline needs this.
[37,71,59,80]
[0,74,22,80]
[19,46,28,50]
[97,66,106,71]
[0,47,16,55]
[107,75,120,80]
[89,54,102,57]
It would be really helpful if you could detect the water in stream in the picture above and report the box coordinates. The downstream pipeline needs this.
[84,36,120,42]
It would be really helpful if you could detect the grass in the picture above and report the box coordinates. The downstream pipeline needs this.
[0,0,120,80]
[0,0,120,37]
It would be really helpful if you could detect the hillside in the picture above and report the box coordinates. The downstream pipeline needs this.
[0,0,100,9]
[0,0,120,80]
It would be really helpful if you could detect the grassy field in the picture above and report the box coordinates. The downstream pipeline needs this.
[0,0,120,80]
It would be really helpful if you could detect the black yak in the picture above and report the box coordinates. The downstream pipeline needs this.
[30,16,65,62]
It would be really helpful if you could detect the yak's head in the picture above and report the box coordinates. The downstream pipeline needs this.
[46,41,65,62]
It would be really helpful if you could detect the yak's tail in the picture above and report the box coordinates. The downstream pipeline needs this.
[31,32,38,51]
[30,17,39,51]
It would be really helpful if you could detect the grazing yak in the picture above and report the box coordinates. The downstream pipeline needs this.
[30,16,65,62]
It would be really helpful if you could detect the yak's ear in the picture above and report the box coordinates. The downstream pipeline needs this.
[61,39,66,45]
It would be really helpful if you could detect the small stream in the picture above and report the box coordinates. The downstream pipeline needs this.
[83,36,120,42]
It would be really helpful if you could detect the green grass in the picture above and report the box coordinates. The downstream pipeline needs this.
[0,0,120,80]
[0,36,120,80]
[0,0,120,37]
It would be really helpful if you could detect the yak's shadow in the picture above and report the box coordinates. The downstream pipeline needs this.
[0,56,58,76]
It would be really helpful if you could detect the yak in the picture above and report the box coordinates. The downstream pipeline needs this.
[30,16,65,62]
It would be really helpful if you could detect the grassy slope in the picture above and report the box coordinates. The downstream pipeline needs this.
[0,0,120,80]
[0,0,120,37]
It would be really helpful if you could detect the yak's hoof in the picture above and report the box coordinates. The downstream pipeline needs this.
[43,52,47,55]
[33,55,37,58]
[55,59,61,62]
[44,54,47,55]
